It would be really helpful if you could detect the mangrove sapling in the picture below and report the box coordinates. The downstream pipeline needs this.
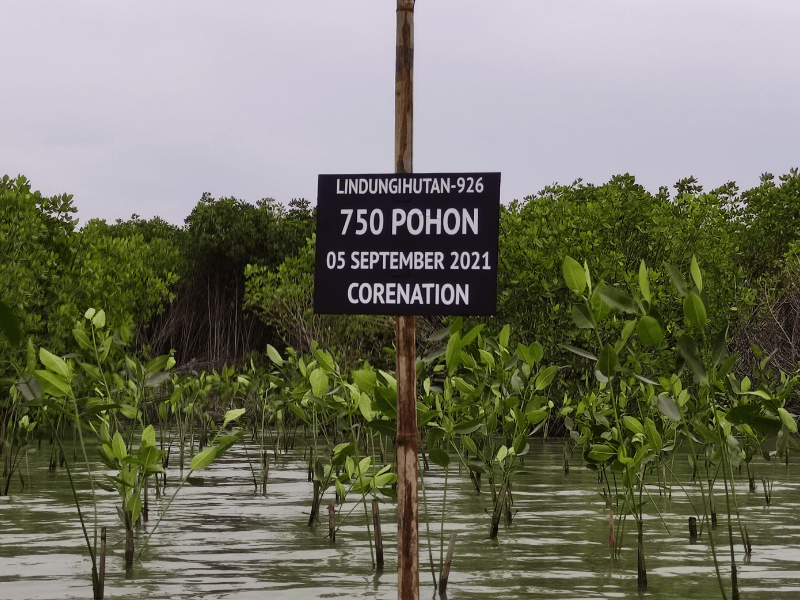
[97,423,165,567]
[27,346,103,598]
[561,256,692,589]
[135,408,246,560]
[1,396,37,495]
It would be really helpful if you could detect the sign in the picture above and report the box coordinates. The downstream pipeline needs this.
[314,172,500,315]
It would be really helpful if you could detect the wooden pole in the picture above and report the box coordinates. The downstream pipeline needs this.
[395,2,418,599]
[98,526,106,600]
[438,532,456,596]
[373,498,385,571]
[328,502,336,542]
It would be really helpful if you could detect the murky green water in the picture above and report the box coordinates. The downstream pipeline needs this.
[2,439,799,599]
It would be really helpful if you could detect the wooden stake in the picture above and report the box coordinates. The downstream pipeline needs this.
[637,523,647,589]
[689,516,698,540]
[262,455,270,496]
[328,501,336,542]
[395,3,418,598]
[309,480,321,526]
[373,499,385,571]
[438,532,456,596]
[98,526,106,600]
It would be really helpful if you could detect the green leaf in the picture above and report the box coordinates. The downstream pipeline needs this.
[638,260,651,304]
[427,326,450,342]
[39,348,70,380]
[534,365,559,391]
[587,444,615,463]
[526,407,547,425]
[529,341,544,363]
[313,347,336,374]
[478,349,496,369]
[190,446,217,471]
[429,447,450,469]
[453,419,482,435]
[373,386,397,419]
[91,309,106,329]
[222,408,246,428]
[664,262,688,297]
[335,478,347,500]
[367,419,396,437]
[726,404,760,426]
[138,446,164,472]
[684,292,708,329]
[461,324,485,347]
[644,418,663,453]
[358,392,375,421]
[655,395,682,422]
[266,344,284,367]
[778,407,798,433]
[677,334,707,383]
[690,256,702,292]
[636,316,663,347]
[0,301,22,346]
[141,425,156,447]
[128,494,142,527]
[560,344,597,361]
[460,435,478,454]
[309,369,329,397]
[499,324,511,350]
[34,369,71,397]
[352,368,377,393]
[597,285,637,314]
[445,332,462,375]
[496,446,508,462]
[562,256,586,294]
[112,431,127,461]
[571,304,594,329]
[623,415,644,435]
[597,344,618,378]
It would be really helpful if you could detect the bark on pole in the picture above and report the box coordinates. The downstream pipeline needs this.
[395,2,418,599]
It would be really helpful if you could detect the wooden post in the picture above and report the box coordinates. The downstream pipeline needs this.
[309,480,321,526]
[395,2,418,599]
[373,499,385,571]
[328,502,336,542]
[97,526,106,600]
[689,516,698,540]
[438,532,456,596]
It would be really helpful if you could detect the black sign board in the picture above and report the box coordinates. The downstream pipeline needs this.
[314,172,500,315]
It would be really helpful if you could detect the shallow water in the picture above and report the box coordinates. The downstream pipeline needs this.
[1,439,799,600]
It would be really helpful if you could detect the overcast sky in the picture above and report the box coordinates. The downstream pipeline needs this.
[2,1,799,226]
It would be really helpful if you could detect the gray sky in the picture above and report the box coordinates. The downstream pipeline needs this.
[2,1,799,226]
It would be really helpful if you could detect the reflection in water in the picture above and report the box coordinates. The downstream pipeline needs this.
[1,440,799,599]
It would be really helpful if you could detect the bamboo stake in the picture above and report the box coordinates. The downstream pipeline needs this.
[438,532,456,596]
[373,499,384,571]
[97,527,106,600]
[262,455,270,496]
